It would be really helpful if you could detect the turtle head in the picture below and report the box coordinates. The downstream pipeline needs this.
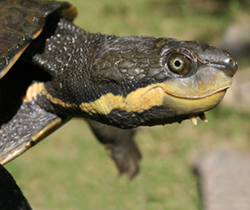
[150,38,237,116]
[88,36,237,128]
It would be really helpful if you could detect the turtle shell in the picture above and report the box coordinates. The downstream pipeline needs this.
[0,0,77,79]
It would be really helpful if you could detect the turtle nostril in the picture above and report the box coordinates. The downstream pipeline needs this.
[229,58,234,65]
[231,58,237,71]
[229,57,237,69]
[223,54,238,77]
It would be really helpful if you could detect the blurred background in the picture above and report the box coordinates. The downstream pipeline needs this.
[6,0,250,209]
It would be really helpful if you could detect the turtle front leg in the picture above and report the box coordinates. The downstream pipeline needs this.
[0,61,71,165]
[87,120,141,179]
[0,87,70,165]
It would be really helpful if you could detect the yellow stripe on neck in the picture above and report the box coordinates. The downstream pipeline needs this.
[80,84,165,115]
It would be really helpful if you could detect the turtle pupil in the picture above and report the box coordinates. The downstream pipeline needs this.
[174,60,181,67]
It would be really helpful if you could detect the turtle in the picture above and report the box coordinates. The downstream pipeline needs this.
[0,0,237,181]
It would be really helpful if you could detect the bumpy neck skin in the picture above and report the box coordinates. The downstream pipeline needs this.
[33,19,115,103]
[31,18,237,129]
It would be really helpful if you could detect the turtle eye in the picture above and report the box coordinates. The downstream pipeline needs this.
[167,53,192,76]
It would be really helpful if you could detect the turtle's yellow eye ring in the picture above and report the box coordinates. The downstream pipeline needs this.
[167,53,192,76]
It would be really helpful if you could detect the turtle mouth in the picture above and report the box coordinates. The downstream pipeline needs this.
[161,86,229,124]
[134,82,229,120]
[162,87,228,113]
[165,85,231,100]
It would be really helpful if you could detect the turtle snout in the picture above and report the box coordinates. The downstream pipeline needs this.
[201,48,238,77]
[221,52,238,77]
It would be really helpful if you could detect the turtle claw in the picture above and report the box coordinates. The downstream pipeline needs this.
[189,113,208,125]
[189,116,198,125]
[199,113,208,123]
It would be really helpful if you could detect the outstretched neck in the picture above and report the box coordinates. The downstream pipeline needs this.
[32,19,119,120]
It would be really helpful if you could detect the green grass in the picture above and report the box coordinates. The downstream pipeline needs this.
[6,106,250,210]
[5,0,250,209]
